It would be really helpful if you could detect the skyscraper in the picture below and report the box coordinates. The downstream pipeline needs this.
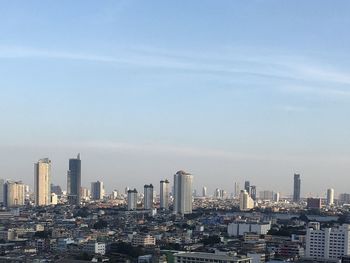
[143,184,154,210]
[327,188,334,206]
[250,185,257,201]
[293,173,301,203]
[127,188,137,210]
[91,181,104,200]
[244,181,250,195]
[202,186,207,197]
[160,179,170,210]
[4,181,25,207]
[239,189,254,211]
[67,154,81,205]
[34,158,51,206]
[173,170,193,215]
[234,182,240,198]
[0,179,4,205]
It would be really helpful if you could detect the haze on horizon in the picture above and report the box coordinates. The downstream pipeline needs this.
[0,1,350,197]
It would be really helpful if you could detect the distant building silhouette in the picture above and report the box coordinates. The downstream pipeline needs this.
[293,173,301,202]
[67,154,81,205]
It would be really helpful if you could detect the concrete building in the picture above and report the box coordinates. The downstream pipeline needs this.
[259,190,275,201]
[127,188,138,210]
[173,170,193,215]
[327,188,334,206]
[91,181,104,200]
[174,252,252,263]
[202,186,207,197]
[239,190,254,211]
[83,241,106,255]
[34,158,51,206]
[5,181,25,207]
[132,234,156,247]
[51,193,58,205]
[67,154,81,205]
[305,224,350,260]
[244,181,250,195]
[307,198,322,209]
[0,179,4,205]
[250,185,257,201]
[143,184,154,210]
[293,173,301,203]
[228,221,271,236]
[160,179,170,209]
[339,193,350,205]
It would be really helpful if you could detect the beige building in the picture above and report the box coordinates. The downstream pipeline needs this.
[34,158,51,206]
[240,190,254,211]
[5,181,25,207]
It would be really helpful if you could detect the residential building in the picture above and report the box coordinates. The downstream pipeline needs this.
[307,198,322,209]
[67,154,81,205]
[228,221,271,236]
[240,190,254,211]
[91,181,104,200]
[127,189,137,210]
[160,180,170,209]
[174,252,252,263]
[34,158,51,206]
[144,184,153,210]
[293,173,301,202]
[327,188,334,206]
[173,170,193,215]
[5,181,25,207]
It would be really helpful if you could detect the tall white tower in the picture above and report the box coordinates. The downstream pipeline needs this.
[327,188,334,206]
[160,180,170,210]
[34,158,51,206]
[173,170,193,215]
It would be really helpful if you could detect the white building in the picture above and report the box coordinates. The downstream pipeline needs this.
[51,193,58,205]
[327,188,334,206]
[91,181,104,200]
[144,184,154,210]
[160,179,170,209]
[305,224,350,260]
[83,241,106,255]
[228,221,271,237]
[127,189,138,210]
[239,190,254,211]
[174,252,252,263]
[34,158,51,206]
[174,170,193,215]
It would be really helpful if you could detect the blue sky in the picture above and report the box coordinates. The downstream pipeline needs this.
[1,0,350,197]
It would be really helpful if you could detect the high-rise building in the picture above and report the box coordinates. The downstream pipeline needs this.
[244,181,250,194]
[202,186,207,197]
[34,158,51,206]
[51,184,63,195]
[250,185,257,200]
[67,154,81,205]
[91,181,104,200]
[259,190,275,201]
[293,173,301,203]
[305,224,350,260]
[127,188,137,210]
[4,181,25,207]
[327,188,334,206]
[274,192,280,202]
[160,179,170,210]
[143,184,154,210]
[339,193,350,205]
[239,190,254,211]
[0,179,4,205]
[173,170,193,215]
[234,182,240,198]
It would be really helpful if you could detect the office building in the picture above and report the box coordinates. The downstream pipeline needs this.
[174,252,252,263]
[160,179,170,210]
[0,179,4,205]
[293,173,301,202]
[239,190,254,211]
[244,181,250,194]
[339,193,350,205]
[305,224,350,260]
[143,184,154,210]
[91,181,104,200]
[259,190,275,201]
[202,186,207,197]
[34,158,51,206]
[307,198,322,209]
[127,188,137,210]
[234,182,240,198]
[327,188,334,206]
[250,185,257,200]
[67,154,81,205]
[173,170,193,215]
[274,192,280,202]
[228,221,271,236]
[5,181,25,207]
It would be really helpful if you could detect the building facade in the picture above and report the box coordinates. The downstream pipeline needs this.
[293,173,301,203]
[67,154,81,205]
[5,181,25,207]
[91,181,104,200]
[239,190,254,211]
[143,184,154,210]
[34,158,51,206]
[173,170,193,215]
[327,188,334,206]
[160,179,170,209]
[127,189,138,210]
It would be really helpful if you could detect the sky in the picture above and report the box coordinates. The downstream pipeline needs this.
[1,0,350,197]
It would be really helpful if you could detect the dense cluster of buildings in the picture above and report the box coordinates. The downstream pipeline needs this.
[1,156,350,262]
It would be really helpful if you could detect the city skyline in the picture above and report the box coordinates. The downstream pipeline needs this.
[1,1,350,195]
